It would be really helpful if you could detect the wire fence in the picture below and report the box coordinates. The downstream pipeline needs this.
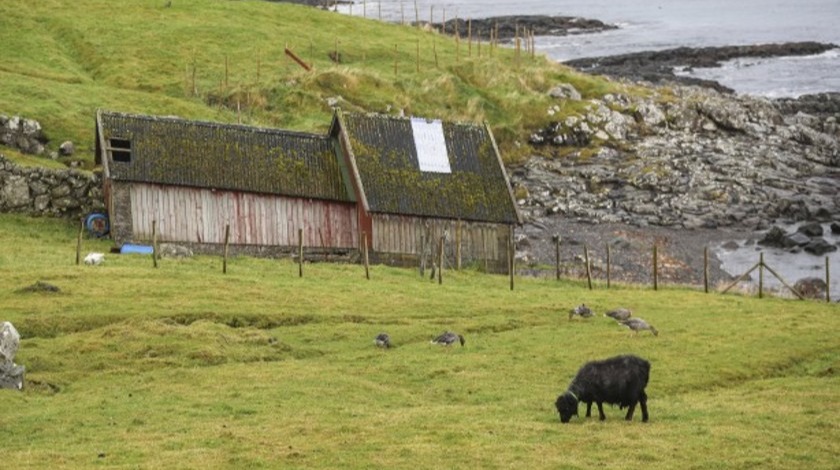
[77,220,834,302]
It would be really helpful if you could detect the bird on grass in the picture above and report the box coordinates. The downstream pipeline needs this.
[374,333,392,349]
[605,308,633,322]
[569,304,594,320]
[620,318,659,336]
[431,331,465,347]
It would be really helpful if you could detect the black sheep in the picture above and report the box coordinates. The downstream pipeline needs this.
[555,354,651,423]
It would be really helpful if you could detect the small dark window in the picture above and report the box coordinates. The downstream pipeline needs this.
[109,138,132,163]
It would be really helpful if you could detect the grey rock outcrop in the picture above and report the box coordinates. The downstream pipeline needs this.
[515,84,840,233]
[0,321,24,390]
[0,114,48,156]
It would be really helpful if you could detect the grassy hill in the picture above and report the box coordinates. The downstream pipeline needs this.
[1,213,838,468]
[0,0,623,168]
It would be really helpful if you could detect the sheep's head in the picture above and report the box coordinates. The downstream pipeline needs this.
[555,392,579,423]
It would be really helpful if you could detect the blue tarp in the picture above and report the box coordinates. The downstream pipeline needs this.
[120,244,154,255]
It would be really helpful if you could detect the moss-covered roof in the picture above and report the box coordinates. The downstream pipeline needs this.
[336,112,520,224]
[97,111,351,202]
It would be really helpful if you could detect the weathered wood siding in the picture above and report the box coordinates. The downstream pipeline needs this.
[126,183,358,248]
[371,214,509,263]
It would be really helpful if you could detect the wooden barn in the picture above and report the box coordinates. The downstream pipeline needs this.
[95,110,359,257]
[95,109,521,270]
[330,111,522,271]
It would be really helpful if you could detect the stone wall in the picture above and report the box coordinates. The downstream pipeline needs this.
[0,154,104,218]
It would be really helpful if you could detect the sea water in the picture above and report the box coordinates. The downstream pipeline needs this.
[340,0,840,97]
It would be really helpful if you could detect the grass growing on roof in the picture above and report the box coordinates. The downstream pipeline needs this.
[0,213,837,469]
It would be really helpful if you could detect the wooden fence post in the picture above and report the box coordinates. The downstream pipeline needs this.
[363,231,370,280]
[152,220,158,268]
[223,224,230,274]
[826,256,831,303]
[509,226,515,291]
[703,246,709,293]
[455,220,462,270]
[419,231,426,276]
[555,235,561,281]
[468,19,472,56]
[759,252,764,299]
[606,243,611,289]
[584,245,593,290]
[652,244,658,291]
[75,217,83,265]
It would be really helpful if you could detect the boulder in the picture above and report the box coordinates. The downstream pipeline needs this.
[803,238,837,256]
[0,363,24,390]
[0,321,20,364]
[59,141,75,156]
[0,321,24,390]
[797,222,823,237]
[785,232,811,247]
[758,226,787,248]
[548,84,581,101]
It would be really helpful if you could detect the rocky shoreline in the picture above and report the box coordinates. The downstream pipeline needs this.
[563,42,839,93]
[428,15,617,41]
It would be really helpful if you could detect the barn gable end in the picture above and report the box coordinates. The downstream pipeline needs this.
[331,111,522,271]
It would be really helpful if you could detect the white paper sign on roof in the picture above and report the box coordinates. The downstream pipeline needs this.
[410,118,451,174]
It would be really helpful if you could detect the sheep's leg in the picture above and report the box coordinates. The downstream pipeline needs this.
[597,402,606,421]
[585,401,593,418]
[640,392,649,422]
[625,402,637,421]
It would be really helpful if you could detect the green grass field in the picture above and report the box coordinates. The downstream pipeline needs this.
[0,0,626,168]
[1,213,837,469]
